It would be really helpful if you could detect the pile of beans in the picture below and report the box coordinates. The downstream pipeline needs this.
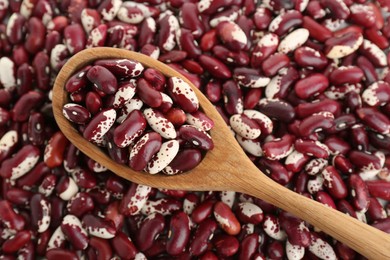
[0,0,389,259]
[63,58,214,175]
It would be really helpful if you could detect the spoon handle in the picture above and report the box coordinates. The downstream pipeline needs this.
[237,174,390,259]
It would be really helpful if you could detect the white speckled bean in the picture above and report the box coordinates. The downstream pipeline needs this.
[147,140,180,174]
[143,108,177,139]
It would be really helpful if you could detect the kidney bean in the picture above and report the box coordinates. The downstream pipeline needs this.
[360,39,387,67]
[262,134,294,160]
[309,232,337,259]
[258,98,296,123]
[191,199,214,224]
[236,202,263,224]
[0,144,40,180]
[111,231,138,259]
[87,65,118,95]
[262,214,287,241]
[367,197,387,221]
[157,14,179,52]
[198,54,232,79]
[371,217,390,233]
[44,131,69,168]
[261,53,290,77]
[286,240,305,260]
[67,192,94,218]
[113,109,146,147]
[89,236,113,259]
[0,200,26,231]
[2,230,31,253]
[213,201,240,235]
[337,200,358,219]
[188,218,216,256]
[299,112,335,137]
[279,211,310,247]
[60,214,89,250]
[230,114,261,140]
[0,130,18,164]
[294,46,328,70]
[356,107,390,135]
[349,174,370,212]
[164,148,202,175]
[83,108,116,144]
[362,81,390,106]
[135,213,165,251]
[221,80,243,115]
[30,193,51,233]
[62,103,91,124]
[166,211,190,255]
[366,180,390,201]
[82,214,116,239]
[213,234,239,257]
[294,73,329,100]
[119,183,151,216]
[167,76,199,113]
[321,166,347,200]
[302,16,332,42]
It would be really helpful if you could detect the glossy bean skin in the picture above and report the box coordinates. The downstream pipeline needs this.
[166,211,191,256]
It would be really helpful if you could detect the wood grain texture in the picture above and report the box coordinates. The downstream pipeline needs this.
[52,47,390,259]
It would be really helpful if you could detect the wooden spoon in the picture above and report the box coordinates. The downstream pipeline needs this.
[52,47,390,259]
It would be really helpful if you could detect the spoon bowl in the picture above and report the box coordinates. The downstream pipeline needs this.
[53,47,390,259]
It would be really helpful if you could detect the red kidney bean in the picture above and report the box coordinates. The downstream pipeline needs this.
[299,112,335,137]
[367,197,387,221]
[366,180,390,201]
[157,14,179,52]
[262,134,294,160]
[166,211,190,255]
[128,132,161,171]
[111,231,138,259]
[2,230,31,253]
[238,234,260,259]
[294,73,329,99]
[294,46,328,70]
[261,53,290,77]
[302,16,332,42]
[213,234,239,257]
[360,39,387,67]
[89,236,113,260]
[189,218,217,256]
[349,174,370,212]
[321,166,348,199]
[87,65,118,95]
[258,98,295,123]
[179,125,213,150]
[258,158,292,185]
[191,199,215,224]
[83,108,116,144]
[295,139,329,159]
[364,28,389,50]
[236,202,263,224]
[0,200,25,231]
[62,103,91,124]
[113,109,146,148]
[0,144,40,180]
[230,113,261,140]
[82,214,116,239]
[356,107,390,135]
[216,21,247,51]
[30,193,51,233]
[12,91,45,122]
[371,217,390,234]
[296,99,341,119]
[44,132,69,168]
[325,31,364,59]
[135,213,165,251]
[214,201,241,235]
[357,55,378,85]
[198,54,231,79]
[163,148,202,175]
[61,214,89,250]
[279,211,310,247]
[67,192,94,218]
